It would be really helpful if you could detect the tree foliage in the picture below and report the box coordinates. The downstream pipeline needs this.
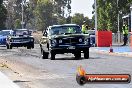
[71,13,92,29]
[34,0,53,31]
[95,0,132,32]
[4,0,72,31]
[71,13,85,26]
[14,19,21,29]
[0,0,7,29]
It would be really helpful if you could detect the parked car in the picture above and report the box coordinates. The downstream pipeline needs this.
[87,30,95,47]
[6,29,34,49]
[40,24,90,60]
[0,30,13,45]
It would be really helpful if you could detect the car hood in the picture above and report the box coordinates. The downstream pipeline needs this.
[49,34,89,39]
[0,35,7,38]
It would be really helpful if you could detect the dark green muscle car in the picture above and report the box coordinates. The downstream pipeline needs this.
[40,24,90,60]
[6,29,34,49]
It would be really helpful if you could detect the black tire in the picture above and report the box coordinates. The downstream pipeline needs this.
[42,50,49,59]
[31,43,34,48]
[74,51,81,59]
[27,46,31,49]
[7,44,12,49]
[84,49,89,59]
[50,50,55,60]
[7,44,9,49]
[47,43,49,51]
[10,45,12,49]
[76,75,86,85]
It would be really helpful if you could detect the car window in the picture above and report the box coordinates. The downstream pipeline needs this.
[49,26,82,35]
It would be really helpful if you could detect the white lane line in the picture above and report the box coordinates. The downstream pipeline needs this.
[0,72,20,88]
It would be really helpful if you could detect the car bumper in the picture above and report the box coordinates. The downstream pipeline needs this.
[0,42,6,45]
[50,44,89,54]
[0,39,6,45]
[10,41,33,47]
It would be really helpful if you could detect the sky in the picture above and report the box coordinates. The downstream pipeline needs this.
[71,0,94,19]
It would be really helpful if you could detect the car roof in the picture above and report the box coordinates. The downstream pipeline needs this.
[15,29,28,31]
[51,24,79,28]
[1,30,13,31]
[47,24,80,31]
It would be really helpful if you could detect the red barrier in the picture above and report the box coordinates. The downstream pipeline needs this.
[96,31,112,47]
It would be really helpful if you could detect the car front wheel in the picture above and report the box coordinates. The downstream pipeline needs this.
[7,44,12,49]
[50,50,55,60]
[74,51,81,59]
[42,50,49,59]
[84,49,89,59]
[31,43,34,48]
[27,46,31,49]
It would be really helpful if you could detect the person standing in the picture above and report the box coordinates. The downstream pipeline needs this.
[82,21,87,34]
[122,22,129,46]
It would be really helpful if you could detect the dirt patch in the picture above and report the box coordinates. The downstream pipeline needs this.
[0,57,40,88]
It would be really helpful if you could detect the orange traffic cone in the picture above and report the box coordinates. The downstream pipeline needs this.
[109,44,113,53]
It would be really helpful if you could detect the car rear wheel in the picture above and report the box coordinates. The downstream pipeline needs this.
[7,44,12,49]
[10,45,12,49]
[7,44,9,49]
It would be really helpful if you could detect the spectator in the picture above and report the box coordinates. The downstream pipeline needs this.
[122,22,128,46]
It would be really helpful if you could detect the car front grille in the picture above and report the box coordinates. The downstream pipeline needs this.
[12,38,30,42]
[62,38,79,44]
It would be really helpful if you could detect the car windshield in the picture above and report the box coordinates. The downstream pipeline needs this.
[0,31,11,36]
[14,30,29,35]
[49,26,82,35]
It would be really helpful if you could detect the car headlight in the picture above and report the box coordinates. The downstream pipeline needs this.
[59,39,62,43]
[30,39,34,41]
[51,39,57,46]
[85,38,89,44]
[79,38,83,42]
[52,39,57,44]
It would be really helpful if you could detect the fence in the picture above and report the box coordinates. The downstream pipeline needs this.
[112,33,131,44]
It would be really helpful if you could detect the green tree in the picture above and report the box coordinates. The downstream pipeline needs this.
[34,0,53,31]
[53,0,71,17]
[4,0,72,30]
[14,19,21,29]
[93,0,132,32]
[51,0,71,24]
[0,0,7,29]
[71,13,91,28]
[71,13,84,26]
